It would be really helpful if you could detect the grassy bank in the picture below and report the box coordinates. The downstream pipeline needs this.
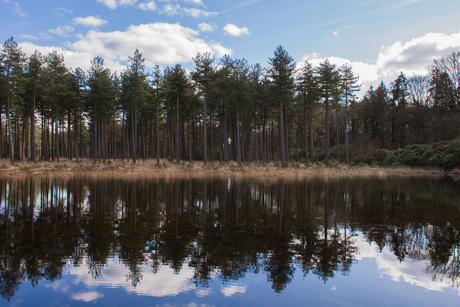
[0,158,458,179]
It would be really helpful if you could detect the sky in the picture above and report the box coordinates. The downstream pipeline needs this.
[2,0,460,93]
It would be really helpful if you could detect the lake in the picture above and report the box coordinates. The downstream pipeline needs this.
[1,175,459,306]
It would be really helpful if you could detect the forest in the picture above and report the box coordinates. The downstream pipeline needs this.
[1,37,460,169]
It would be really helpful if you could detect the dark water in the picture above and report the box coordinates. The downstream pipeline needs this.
[1,175,459,306]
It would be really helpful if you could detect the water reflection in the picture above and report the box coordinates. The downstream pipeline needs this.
[0,176,459,302]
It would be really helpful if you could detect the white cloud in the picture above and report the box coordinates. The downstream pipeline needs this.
[49,25,75,37]
[96,0,117,9]
[198,22,214,32]
[97,0,139,9]
[71,291,104,302]
[139,1,157,11]
[4,0,27,18]
[19,42,96,71]
[160,4,216,17]
[223,23,250,37]
[221,284,247,297]
[300,30,460,96]
[19,23,232,72]
[185,0,204,6]
[73,16,108,27]
[54,7,73,16]
[20,33,52,40]
[332,31,338,38]
[376,31,460,79]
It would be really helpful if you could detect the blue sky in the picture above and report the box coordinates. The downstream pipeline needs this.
[2,0,460,91]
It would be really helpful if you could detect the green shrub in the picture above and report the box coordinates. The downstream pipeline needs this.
[442,153,460,170]
[328,158,339,168]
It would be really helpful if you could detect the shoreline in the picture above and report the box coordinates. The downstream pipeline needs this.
[0,159,458,180]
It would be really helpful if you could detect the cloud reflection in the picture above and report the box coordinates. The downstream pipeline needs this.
[52,257,197,299]
[354,233,460,295]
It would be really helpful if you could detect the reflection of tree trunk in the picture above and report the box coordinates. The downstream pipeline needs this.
[203,179,207,235]
[279,179,285,235]
[324,180,329,240]
[236,181,240,227]
[132,180,136,229]
[30,178,35,246]
[175,179,179,239]
[223,178,228,227]
[6,182,11,238]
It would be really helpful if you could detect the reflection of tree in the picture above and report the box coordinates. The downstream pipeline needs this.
[1,175,460,301]
[159,179,197,274]
[84,180,118,279]
[0,178,82,300]
[427,226,460,287]
[264,235,295,293]
[118,180,149,287]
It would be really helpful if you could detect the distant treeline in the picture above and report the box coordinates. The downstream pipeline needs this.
[1,37,459,168]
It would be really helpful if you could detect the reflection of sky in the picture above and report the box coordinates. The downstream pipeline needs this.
[353,232,460,295]
[39,231,459,305]
[49,256,196,301]
[45,255,249,304]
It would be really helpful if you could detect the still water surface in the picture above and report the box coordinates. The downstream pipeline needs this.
[1,175,459,306]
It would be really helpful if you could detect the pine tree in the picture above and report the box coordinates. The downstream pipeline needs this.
[340,63,360,164]
[192,52,215,166]
[296,61,319,164]
[267,46,295,164]
[0,37,26,165]
[163,64,192,164]
[122,49,147,164]
[25,51,43,163]
[317,59,341,167]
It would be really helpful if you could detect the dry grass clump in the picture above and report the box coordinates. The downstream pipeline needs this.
[0,158,457,180]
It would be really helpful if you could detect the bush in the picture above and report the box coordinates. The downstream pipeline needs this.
[373,149,389,164]
[315,161,325,167]
[328,158,340,168]
[192,151,203,161]
[442,153,460,170]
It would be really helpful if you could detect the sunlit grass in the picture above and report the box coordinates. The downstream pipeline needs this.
[0,158,457,180]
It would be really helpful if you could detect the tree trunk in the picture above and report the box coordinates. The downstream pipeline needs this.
[67,110,72,161]
[156,102,160,165]
[279,99,285,164]
[6,95,15,165]
[236,105,242,168]
[176,93,180,164]
[325,96,329,167]
[345,99,349,164]
[56,101,59,162]
[74,110,79,162]
[336,111,340,163]
[203,96,207,166]
[133,103,138,164]
[224,103,229,164]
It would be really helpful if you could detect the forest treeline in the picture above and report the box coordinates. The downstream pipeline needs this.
[1,37,459,168]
